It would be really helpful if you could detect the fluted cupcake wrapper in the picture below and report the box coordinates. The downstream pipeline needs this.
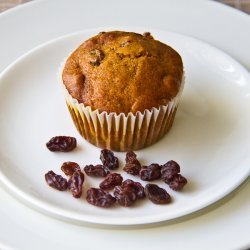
[62,76,184,151]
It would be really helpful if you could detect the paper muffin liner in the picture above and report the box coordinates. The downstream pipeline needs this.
[61,75,184,152]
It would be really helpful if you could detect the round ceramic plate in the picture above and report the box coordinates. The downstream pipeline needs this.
[0,28,249,226]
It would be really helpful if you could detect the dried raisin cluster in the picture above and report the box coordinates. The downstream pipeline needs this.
[45,161,84,199]
[124,152,187,192]
[45,138,188,208]
[114,180,145,207]
[161,161,187,191]
[123,151,141,175]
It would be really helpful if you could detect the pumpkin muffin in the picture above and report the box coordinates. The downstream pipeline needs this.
[61,31,184,151]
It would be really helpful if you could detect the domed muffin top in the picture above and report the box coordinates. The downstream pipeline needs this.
[62,31,183,115]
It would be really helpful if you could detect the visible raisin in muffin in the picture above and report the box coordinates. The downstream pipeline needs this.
[61,31,184,151]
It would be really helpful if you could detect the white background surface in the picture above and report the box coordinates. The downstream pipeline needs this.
[0,0,249,249]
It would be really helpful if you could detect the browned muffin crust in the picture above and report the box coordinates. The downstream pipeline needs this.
[62,31,183,115]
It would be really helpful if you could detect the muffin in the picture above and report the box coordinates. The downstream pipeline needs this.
[61,31,184,151]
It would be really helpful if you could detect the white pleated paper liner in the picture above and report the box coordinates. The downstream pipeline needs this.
[61,76,184,151]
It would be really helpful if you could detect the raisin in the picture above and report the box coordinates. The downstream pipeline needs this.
[161,160,180,183]
[113,185,137,207]
[89,49,105,66]
[99,173,123,190]
[100,149,119,170]
[114,179,145,207]
[123,162,139,175]
[84,164,110,177]
[161,161,188,190]
[143,32,154,39]
[61,161,80,176]
[139,163,161,181]
[125,151,136,162]
[145,184,171,204]
[46,136,77,152]
[168,174,187,191]
[122,179,145,199]
[68,170,84,198]
[86,188,116,208]
[45,171,68,191]
[123,151,141,175]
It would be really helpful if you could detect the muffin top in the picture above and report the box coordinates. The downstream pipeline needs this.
[62,31,183,115]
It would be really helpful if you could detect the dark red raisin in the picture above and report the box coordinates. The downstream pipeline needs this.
[45,171,68,191]
[84,164,110,177]
[46,136,77,152]
[89,49,105,66]
[113,185,137,207]
[122,179,145,199]
[145,184,171,204]
[123,163,141,175]
[114,179,145,207]
[100,149,119,170]
[139,163,161,181]
[125,151,136,162]
[86,188,116,208]
[123,151,141,175]
[168,174,187,191]
[161,160,180,183]
[143,32,154,39]
[68,170,84,198]
[61,161,80,176]
[99,173,123,190]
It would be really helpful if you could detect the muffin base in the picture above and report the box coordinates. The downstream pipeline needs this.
[62,77,184,152]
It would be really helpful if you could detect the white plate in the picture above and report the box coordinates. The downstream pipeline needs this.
[0,0,250,249]
[0,28,249,226]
